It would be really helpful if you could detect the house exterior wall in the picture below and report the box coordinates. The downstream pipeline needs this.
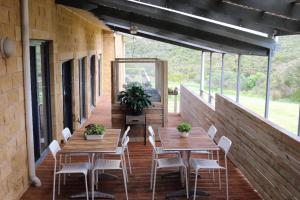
[0,0,123,199]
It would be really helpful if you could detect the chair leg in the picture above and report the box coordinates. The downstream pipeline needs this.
[152,162,158,200]
[226,167,229,200]
[150,152,154,190]
[212,152,215,182]
[58,173,61,195]
[92,170,95,200]
[122,160,129,200]
[64,155,67,184]
[126,147,132,174]
[122,154,129,182]
[52,173,56,200]
[184,166,189,199]
[217,150,221,190]
[193,170,198,200]
[84,174,89,200]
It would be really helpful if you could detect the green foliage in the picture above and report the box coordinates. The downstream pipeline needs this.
[85,124,105,135]
[177,122,192,133]
[118,82,152,115]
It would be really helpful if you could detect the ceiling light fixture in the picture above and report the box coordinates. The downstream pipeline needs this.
[129,25,138,35]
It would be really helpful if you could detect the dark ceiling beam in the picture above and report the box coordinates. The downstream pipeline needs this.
[225,0,300,20]
[102,17,224,53]
[138,0,300,36]
[106,23,214,52]
[97,12,269,56]
[87,0,275,49]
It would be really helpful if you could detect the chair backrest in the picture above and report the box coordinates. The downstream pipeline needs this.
[62,127,72,143]
[218,136,232,155]
[49,140,61,159]
[207,125,217,140]
[149,135,156,150]
[121,126,130,143]
[122,136,130,148]
[148,126,155,137]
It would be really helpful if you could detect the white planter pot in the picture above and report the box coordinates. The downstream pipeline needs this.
[180,132,189,138]
[85,134,104,140]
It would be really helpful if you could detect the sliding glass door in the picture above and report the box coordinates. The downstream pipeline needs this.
[30,40,52,162]
[79,57,86,123]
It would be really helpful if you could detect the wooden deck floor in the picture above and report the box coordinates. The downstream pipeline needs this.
[21,96,260,200]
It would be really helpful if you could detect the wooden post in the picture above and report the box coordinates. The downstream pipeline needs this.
[236,54,241,103]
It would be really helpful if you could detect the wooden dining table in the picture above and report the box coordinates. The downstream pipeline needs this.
[158,127,219,198]
[61,128,121,199]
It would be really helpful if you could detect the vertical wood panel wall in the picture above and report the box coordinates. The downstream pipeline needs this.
[180,85,300,200]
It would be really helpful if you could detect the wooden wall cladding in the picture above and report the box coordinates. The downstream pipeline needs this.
[180,85,300,200]
[180,85,216,131]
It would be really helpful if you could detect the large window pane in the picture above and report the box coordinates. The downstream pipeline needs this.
[223,54,238,100]
[269,35,300,135]
[239,55,267,116]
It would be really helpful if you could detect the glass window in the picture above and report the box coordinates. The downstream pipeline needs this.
[269,35,300,135]
[223,54,238,101]
[239,55,268,116]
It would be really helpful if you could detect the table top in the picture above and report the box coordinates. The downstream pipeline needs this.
[159,127,219,151]
[61,128,121,153]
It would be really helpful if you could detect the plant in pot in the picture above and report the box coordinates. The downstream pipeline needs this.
[177,122,192,138]
[118,82,152,115]
[84,124,106,140]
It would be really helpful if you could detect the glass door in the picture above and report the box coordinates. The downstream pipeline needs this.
[79,57,86,123]
[90,55,95,107]
[30,40,52,161]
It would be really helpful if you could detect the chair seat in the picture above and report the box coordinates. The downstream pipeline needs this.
[157,157,185,168]
[57,162,90,175]
[156,147,179,155]
[191,159,224,170]
[93,159,122,170]
[191,150,210,154]
[104,147,124,156]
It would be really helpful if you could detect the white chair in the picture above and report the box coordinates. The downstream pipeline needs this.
[103,126,132,175]
[148,126,181,189]
[62,127,91,162]
[191,136,232,200]
[191,125,218,179]
[49,140,90,200]
[149,136,189,200]
[91,136,130,200]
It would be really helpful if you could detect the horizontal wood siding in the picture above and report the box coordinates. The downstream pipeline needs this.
[180,85,300,200]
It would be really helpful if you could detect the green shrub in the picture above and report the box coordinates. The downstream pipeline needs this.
[177,122,192,133]
[85,124,105,135]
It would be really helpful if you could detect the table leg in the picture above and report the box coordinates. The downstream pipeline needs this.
[70,153,115,199]
[166,150,210,199]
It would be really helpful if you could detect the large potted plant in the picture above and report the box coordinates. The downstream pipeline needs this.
[118,82,152,115]
[84,124,106,140]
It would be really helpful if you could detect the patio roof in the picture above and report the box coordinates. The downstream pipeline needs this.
[56,0,280,56]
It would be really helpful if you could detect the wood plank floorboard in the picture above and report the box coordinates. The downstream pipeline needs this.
[21,96,261,200]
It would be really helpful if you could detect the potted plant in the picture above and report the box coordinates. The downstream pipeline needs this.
[177,122,192,138]
[84,124,106,140]
[118,82,152,115]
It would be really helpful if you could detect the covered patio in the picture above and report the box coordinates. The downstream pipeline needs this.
[0,0,299,200]
[21,96,261,200]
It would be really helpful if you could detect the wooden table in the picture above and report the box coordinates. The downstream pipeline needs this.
[61,128,121,199]
[159,127,219,198]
